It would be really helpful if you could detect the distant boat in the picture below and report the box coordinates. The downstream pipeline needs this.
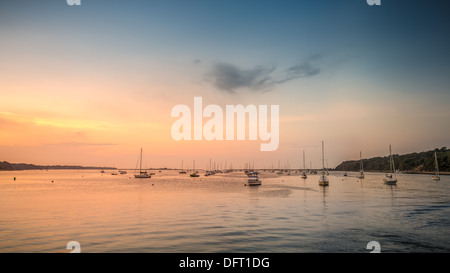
[432,151,440,181]
[190,160,199,177]
[343,171,347,177]
[356,151,365,179]
[179,160,187,174]
[111,165,118,175]
[134,148,151,179]
[119,170,127,174]
[319,141,329,186]
[301,149,307,179]
[248,172,262,186]
[100,170,105,173]
[383,145,397,185]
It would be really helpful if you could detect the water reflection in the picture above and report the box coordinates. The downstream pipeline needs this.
[0,170,449,253]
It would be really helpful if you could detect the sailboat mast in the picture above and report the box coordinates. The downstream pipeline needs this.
[322,141,325,171]
[435,151,439,176]
[303,149,306,170]
[140,148,143,172]
[389,145,394,173]
[360,151,363,172]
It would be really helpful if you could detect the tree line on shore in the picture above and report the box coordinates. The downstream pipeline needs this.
[0,161,114,171]
[335,147,449,173]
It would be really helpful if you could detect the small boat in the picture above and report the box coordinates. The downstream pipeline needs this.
[432,151,440,181]
[190,160,199,177]
[343,171,348,177]
[100,170,105,173]
[318,141,329,186]
[301,172,307,179]
[179,160,187,174]
[356,151,365,179]
[119,170,127,174]
[248,172,262,186]
[134,148,151,179]
[383,145,397,185]
[319,174,329,186]
[301,150,307,179]
[111,171,118,175]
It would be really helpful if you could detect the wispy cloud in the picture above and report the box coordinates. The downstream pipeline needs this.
[205,55,322,93]
[45,142,117,147]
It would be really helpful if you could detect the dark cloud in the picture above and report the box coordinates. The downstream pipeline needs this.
[206,56,322,93]
[207,63,276,93]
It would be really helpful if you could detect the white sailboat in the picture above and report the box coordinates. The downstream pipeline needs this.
[356,151,365,179]
[319,141,329,186]
[248,172,262,186]
[134,148,151,178]
[383,145,397,185]
[432,151,440,181]
[301,149,307,179]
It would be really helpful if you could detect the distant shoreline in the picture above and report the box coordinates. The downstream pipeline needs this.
[0,160,115,171]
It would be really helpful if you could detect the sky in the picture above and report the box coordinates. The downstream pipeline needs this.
[1,0,450,169]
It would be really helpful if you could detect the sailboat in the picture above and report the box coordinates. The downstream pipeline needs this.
[111,165,118,175]
[134,148,151,178]
[319,141,329,186]
[383,145,397,185]
[356,151,365,179]
[301,149,307,179]
[190,160,199,177]
[276,160,283,174]
[179,160,187,174]
[432,151,440,181]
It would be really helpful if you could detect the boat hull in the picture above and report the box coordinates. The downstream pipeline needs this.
[134,174,151,178]
[432,176,440,181]
[319,176,329,186]
[383,178,397,185]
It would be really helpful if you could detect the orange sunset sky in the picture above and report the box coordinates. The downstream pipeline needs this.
[1,1,449,169]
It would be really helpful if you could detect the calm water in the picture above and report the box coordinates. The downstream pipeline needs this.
[0,170,449,253]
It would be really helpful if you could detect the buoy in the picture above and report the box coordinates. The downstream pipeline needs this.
[14,177,16,181]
